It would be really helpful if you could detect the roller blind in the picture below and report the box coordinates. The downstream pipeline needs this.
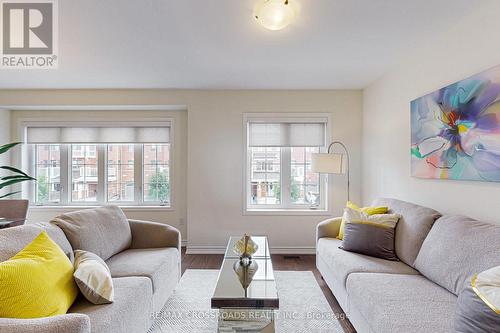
[26,124,170,144]
[248,122,326,147]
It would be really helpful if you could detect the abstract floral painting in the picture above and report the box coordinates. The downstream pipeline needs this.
[411,65,500,182]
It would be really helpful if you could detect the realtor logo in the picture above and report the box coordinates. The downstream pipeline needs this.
[1,0,58,68]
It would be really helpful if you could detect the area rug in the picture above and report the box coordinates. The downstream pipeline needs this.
[149,269,344,333]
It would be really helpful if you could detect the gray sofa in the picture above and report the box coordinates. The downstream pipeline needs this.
[316,198,500,333]
[0,207,181,333]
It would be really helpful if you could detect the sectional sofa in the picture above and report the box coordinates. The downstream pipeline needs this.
[316,198,500,333]
[0,206,181,333]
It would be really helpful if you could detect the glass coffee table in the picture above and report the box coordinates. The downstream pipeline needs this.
[211,236,279,333]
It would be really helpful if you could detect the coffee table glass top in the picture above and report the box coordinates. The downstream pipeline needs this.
[212,236,278,309]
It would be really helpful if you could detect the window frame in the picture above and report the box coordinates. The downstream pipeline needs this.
[243,113,332,215]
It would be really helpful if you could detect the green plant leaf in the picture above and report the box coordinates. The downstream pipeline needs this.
[0,142,34,197]
[0,191,21,199]
[0,166,32,178]
[1,175,35,181]
[0,142,21,155]
[0,178,34,189]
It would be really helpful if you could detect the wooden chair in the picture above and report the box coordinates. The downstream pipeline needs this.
[0,199,29,227]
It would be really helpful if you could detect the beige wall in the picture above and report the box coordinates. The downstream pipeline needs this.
[362,2,500,222]
[0,109,10,163]
[8,109,188,240]
[0,89,362,252]
[184,90,362,253]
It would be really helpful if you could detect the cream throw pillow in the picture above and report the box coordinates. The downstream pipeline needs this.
[454,265,500,332]
[473,265,500,310]
[343,208,400,228]
[73,250,114,304]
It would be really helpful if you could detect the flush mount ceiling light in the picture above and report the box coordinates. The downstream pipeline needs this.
[254,0,296,31]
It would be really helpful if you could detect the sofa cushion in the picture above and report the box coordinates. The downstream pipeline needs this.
[347,273,457,333]
[0,314,91,333]
[317,238,418,289]
[0,222,74,263]
[105,248,179,293]
[69,277,152,333]
[372,198,441,267]
[51,206,132,261]
[414,215,500,295]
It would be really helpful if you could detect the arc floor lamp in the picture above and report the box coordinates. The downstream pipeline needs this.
[311,141,350,201]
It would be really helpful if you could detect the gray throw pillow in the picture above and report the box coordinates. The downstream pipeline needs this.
[454,265,500,333]
[340,207,400,261]
[51,205,131,260]
[73,250,114,304]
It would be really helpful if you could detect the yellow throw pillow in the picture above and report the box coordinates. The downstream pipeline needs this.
[0,231,78,318]
[337,201,389,240]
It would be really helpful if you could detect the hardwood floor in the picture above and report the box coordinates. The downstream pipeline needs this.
[181,249,356,333]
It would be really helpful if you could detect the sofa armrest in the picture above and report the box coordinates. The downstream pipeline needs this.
[128,219,181,251]
[316,217,342,241]
[0,314,90,333]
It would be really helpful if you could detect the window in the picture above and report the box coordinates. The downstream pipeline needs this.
[245,116,328,212]
[32,144,170,206]
[35,144,61,203]
[290,147,320,206]
[27,122,172,207]
[71,145,98,202]
[250,147,281,205]
[143,144,170,204]
[107,144,135,202]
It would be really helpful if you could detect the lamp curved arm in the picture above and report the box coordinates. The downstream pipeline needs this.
[327,141,350,201]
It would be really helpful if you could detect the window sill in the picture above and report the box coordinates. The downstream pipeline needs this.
[29,205,174,212]
[244,208,331,216]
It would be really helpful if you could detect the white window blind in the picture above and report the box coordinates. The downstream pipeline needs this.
[248,122,326,147]
[26,124,170,144]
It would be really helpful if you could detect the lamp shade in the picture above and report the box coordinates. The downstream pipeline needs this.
[311,153,346,174]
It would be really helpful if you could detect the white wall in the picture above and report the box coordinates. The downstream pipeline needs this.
[0,89,362,252]
[362,2,500,222]
[0,109,11,198]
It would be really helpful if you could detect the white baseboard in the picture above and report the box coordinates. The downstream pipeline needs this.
[185,245,316,255]
[185,246,225,254]
[270,247,316,255]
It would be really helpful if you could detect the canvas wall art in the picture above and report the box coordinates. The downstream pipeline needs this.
[411,65,500,182]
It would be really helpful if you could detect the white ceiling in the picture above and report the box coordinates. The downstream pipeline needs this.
[0,0,481,89]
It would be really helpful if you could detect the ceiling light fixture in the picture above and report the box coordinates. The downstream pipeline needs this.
[254,0,296,31]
